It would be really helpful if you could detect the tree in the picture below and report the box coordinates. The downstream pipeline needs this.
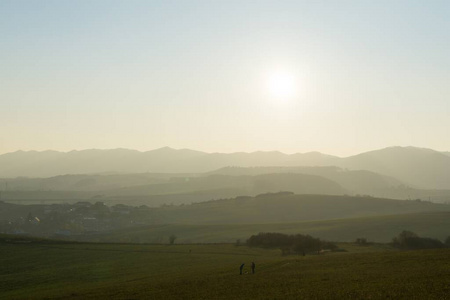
[355,238,368,245]
[392,230,444,249]
[169,234,177,245]
[392,230,418,247]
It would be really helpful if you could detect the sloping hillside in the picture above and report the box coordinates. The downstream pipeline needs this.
[104,173,347,197]
[154,193,450,224]
[208,166,402,195]
[340,147,450,189]
[79,211,450,243]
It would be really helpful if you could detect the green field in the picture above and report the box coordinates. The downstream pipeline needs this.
[1,241,449,299]
[73,211,450,244]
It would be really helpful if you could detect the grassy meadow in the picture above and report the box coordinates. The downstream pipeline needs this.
[74,211,450,244]
[1,241,449,299]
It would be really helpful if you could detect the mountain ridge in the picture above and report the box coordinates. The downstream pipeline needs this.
[1,146,449,189]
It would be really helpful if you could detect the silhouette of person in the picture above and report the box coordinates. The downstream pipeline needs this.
[251,262,255,274]
[240,263,245,275]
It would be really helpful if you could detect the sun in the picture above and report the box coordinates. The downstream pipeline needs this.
[267,71,297,99]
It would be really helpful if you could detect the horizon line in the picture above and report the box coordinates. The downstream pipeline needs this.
[0,145,447,158]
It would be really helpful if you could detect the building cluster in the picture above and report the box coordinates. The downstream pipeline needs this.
[0,201,157,238]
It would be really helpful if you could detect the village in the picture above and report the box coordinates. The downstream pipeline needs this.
[0,200,158,238]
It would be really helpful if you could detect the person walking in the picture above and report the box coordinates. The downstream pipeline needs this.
[240,263,245,275]
[251,262,255,274]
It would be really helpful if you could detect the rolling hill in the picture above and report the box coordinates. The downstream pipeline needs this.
[150,193,450,225]
[103,173,347,198]
[77,211,450,244]
[1,146,450,190]
[339,147,450,189]
[207,166,402,195]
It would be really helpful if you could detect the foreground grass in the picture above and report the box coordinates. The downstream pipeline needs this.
[0,242,449,299]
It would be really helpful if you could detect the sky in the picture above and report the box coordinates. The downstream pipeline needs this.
[1,0,449,157]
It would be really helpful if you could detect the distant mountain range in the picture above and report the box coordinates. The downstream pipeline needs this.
[1,146,449,189]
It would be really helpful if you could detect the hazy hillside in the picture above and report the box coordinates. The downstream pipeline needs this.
[154,193,450,224]
[0,173,193,192]
[0,148,207,178]
[81,211,450,244]
[102,173,347,198]
[0,148,339,177]
[181,151,339,172]
[208,166,402,195]
[205,166,450,202]
[1,146,450,190]
[0,172,345,195]
[0,172,349,207]
[339,147,450,189]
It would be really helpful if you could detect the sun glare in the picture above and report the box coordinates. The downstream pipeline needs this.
[267,71,297,99]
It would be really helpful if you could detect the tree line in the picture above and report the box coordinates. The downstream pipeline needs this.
[247,232,337,255]
[392,231,450,250]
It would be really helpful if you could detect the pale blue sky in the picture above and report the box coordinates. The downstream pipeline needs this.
[1,0,449,156]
